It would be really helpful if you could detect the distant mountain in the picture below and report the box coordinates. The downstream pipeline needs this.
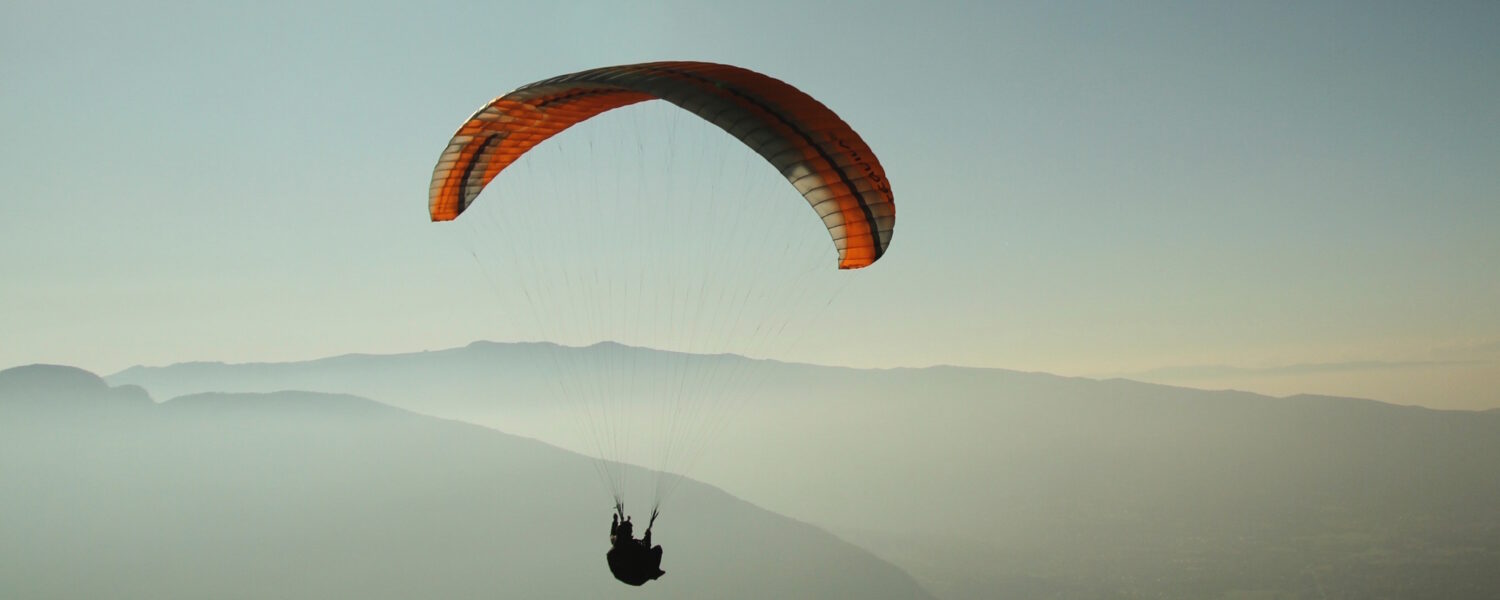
[109,343,1500,599]
[0,364,152,409]
[109,340,727,417]
[1,364,934,600]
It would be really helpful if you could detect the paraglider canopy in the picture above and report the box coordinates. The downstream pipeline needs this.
[429,61,895,270]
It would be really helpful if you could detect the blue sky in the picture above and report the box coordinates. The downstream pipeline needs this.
[3,1,1497,408]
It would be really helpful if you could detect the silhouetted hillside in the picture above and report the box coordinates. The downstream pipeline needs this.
[110,344,1500,599]
[0,364,152,410]
[1,365,934,600]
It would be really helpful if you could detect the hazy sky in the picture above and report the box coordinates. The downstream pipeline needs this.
[3,1,1497,409]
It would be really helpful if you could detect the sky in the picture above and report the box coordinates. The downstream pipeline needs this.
[2,0,1497,409]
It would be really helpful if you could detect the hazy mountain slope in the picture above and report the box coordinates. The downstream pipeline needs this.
[1,364,934,600]
[109,344,1500,599]
[749,366,1500,598]
[109,341,625,417]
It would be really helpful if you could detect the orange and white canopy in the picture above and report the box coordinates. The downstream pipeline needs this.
[428,61,894,269]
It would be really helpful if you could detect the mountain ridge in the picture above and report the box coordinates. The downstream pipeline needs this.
[110,339,1484,413]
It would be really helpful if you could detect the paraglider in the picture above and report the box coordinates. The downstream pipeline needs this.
[428,61,896,585]
[608,506,665,586]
